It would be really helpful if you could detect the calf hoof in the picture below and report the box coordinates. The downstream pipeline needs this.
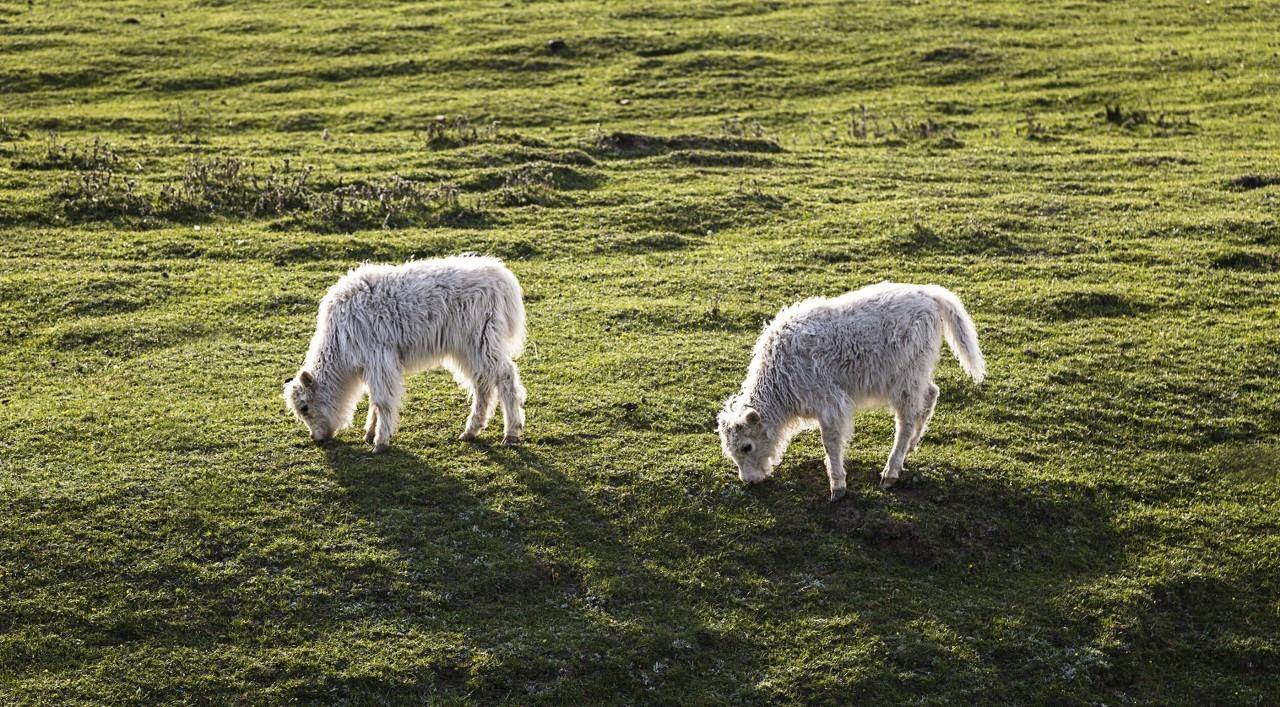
[879,474,898,490]
[502,434,522,446]
[829,487,847,503]
[458,431,479,442]
[372,442,390,454]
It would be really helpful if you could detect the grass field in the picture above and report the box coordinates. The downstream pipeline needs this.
[2,0,1279,703]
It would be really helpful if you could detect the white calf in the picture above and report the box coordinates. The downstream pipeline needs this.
[284,255,527,451]
[718,282,985,501]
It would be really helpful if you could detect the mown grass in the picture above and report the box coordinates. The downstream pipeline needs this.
[1,0,1278,703]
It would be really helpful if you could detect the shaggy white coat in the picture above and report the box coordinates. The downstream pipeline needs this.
[718,282,985,501]
[284,255,527,451]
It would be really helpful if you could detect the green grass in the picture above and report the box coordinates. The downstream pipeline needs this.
[2,0,1279,702]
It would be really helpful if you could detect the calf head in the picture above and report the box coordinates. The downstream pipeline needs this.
[283,370,337,443]
[717,404,777,484]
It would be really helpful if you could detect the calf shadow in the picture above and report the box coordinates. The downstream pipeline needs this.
[752,454,1128,577]
[313,438,770,701]
[316,428,1144,702]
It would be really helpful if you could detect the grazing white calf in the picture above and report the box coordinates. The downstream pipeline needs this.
[284,255,527,452]
[717,282,985,502]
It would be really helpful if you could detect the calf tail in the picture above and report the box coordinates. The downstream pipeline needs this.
[924,286,985,383]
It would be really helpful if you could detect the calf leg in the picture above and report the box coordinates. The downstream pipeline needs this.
[364,405,379,445]
[496,359,527,445]
[819,410,853,502]
[459,377,496,442]
[819,414,849,502]
[881,397,920,489]
[365,365,405,454]
[909,382,939,452]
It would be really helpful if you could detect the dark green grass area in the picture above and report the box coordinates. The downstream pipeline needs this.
[2,0,1279,703]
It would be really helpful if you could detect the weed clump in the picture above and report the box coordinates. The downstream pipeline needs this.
[305,179,478,231]
[485,164,560,207]
[56,169,152,221]
[165,102,215,143]
[157,157,314,219]
[718,117,769,140]
[15,133,123,170]
[1102,104,1196,135]
[0,119,25,153]
[805,106,960,146]
[424,116,503,149]
[1018,111,1051,141]
[50,155,480,231]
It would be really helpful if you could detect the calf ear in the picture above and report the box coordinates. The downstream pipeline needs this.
[299,370,315,387]
[744,408,761,424]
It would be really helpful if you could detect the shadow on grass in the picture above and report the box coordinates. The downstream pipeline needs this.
[228,426,1240,703]
[310,439,770,701]
[750,455,1126,575]
[707,454,1144,700]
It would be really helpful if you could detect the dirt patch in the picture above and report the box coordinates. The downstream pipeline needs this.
[1210,250,1279,272]
[920,46,990,63]
[1132,155,1196,168]
[660,150,776,168]
[1225,174,1280,191]
[884,222,1024,256]
[590,131,782,158]
[1039,290,1147,321]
